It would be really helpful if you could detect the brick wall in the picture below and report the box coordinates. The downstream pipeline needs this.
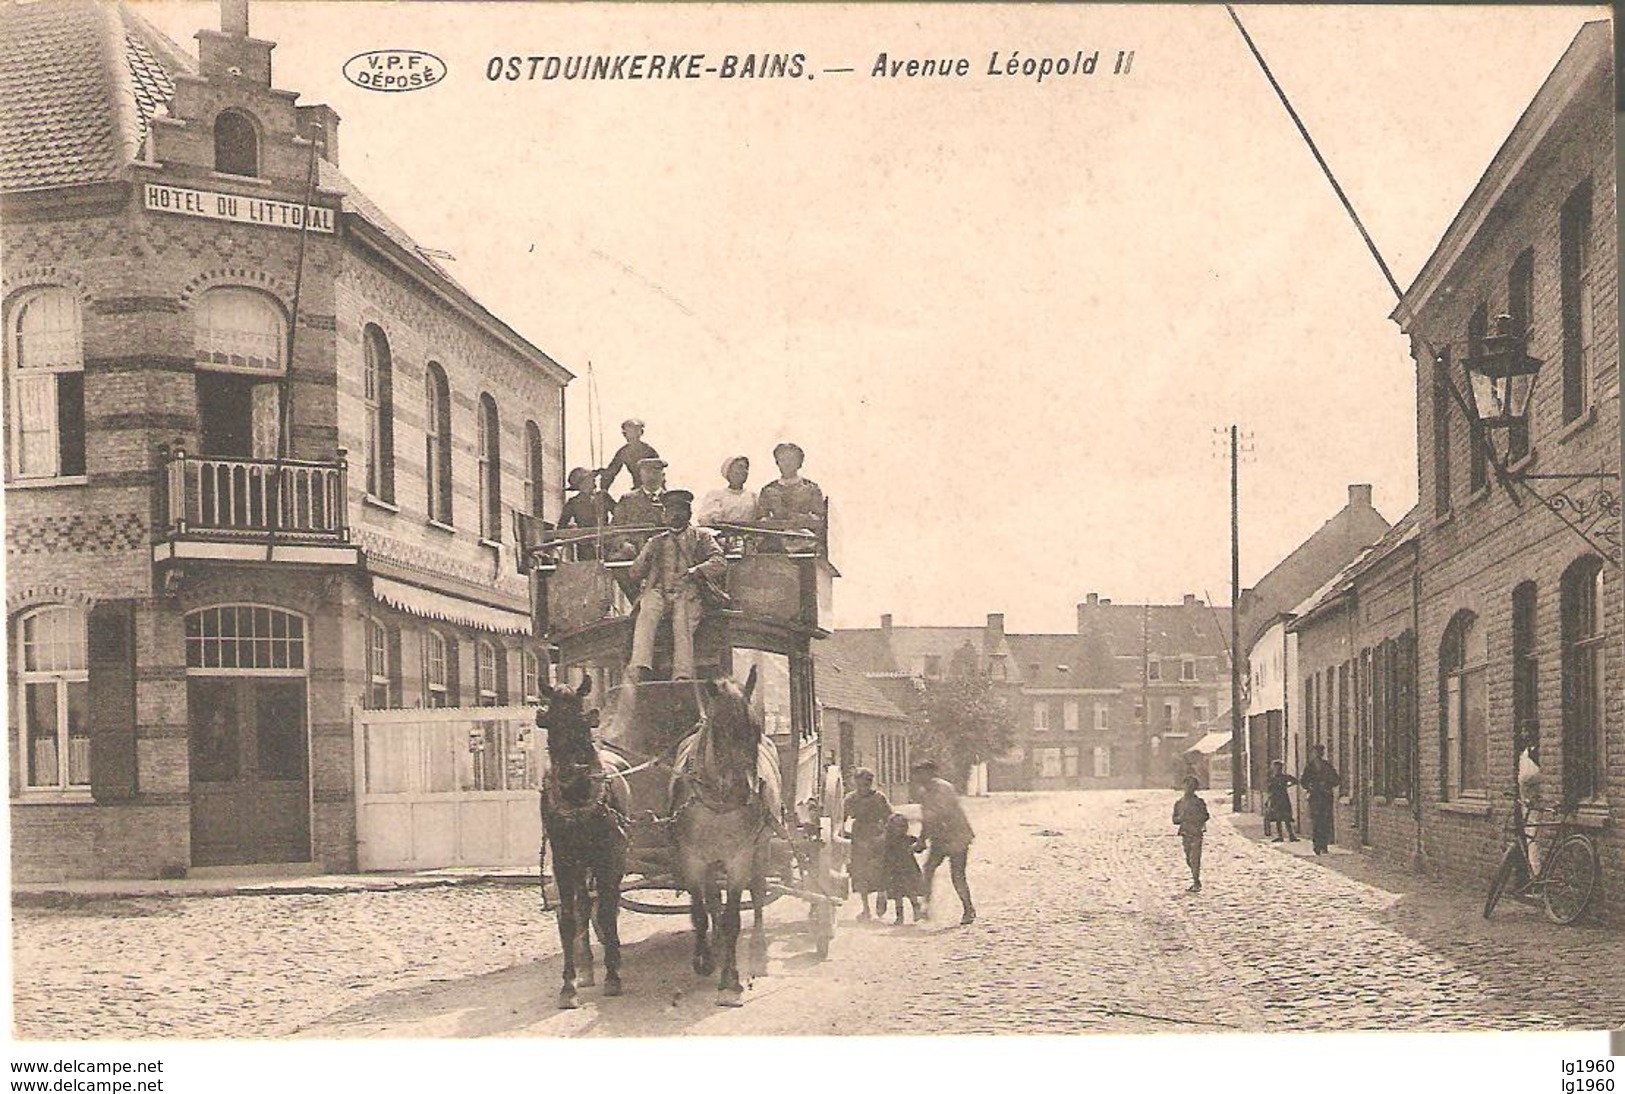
[1405,60,1621,918]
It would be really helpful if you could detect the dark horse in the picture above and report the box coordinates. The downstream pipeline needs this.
[670,667,779,1007]
[537,676,630,1009]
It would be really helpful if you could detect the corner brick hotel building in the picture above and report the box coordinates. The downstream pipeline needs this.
[2,0,569,879]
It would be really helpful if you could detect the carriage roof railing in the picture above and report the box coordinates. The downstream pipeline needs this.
[513,502,830,575]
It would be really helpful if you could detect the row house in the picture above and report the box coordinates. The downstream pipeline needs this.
[4,1,568,880]
[1239,484,1392,806]
[1385,20,1620,915]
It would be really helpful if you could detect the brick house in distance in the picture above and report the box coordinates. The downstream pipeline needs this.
[4,1,568,880]
[829,597,1228,792]
[1389,20,1620,915]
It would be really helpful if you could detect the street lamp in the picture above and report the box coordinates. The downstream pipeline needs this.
[1457,314,1621,568]
[1464,314,1541,429]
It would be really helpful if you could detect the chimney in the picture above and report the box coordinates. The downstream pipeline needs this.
[1183,593,1198,608]
[985,612,1005,643]
[221,0,249,36]
[1348,483,1373,509]
[1100,598,1111,606]
[1086,593,1099,606]
[880,614,892,634]
[297,104,341,167]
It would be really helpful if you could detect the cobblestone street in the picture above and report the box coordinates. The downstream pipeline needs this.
[14,791,1624,1039]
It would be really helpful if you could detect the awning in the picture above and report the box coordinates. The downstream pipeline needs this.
[370,576,532,635]
[1184,731,1233,756]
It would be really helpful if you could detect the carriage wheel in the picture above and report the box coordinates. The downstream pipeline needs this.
[619,886,785,916]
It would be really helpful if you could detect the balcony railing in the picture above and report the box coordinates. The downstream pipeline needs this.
[162,448,349,542]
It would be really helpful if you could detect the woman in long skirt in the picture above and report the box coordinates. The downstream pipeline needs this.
[842,768,891,919]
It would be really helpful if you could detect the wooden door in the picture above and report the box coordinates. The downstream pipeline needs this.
[190,678,310,866]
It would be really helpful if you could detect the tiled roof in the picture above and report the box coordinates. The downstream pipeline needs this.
[813,651,911,722]
[1235,501,1392,651]
[1002,632,1116,690]
[1075,602,1233,662]
[0,1,460,294]
[828,623,1120,690]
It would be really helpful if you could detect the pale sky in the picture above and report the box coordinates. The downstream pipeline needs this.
[138,2,1610,633]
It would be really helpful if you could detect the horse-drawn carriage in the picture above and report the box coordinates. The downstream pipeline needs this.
[518,506,846,1006]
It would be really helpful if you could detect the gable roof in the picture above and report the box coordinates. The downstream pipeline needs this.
[0,0,184,191]
[1074,602,1233,663]
[1393,20,1612,329]
[813,651,911,722]
[1288,505,1421,632]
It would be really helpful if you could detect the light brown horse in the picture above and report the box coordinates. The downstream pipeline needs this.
[670,667,779,1007]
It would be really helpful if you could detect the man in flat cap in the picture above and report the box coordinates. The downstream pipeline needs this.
[755,442,826,553]
[599,419,660,495]
[556,466,615,560]
[608,457,668,563]
[628,489,727,680]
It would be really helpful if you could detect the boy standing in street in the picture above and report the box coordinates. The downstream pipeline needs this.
[1173,776,1210,892]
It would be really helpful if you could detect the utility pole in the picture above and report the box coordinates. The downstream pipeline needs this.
[1230,424,1244,813]
[1141,602,1151,787]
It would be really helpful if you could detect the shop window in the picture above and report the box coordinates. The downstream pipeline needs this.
[184,605,305,671]
[362,325,395,503]
[15,606,90,790]
[1440,610,1487,798]
[425,363,453,525]
[477,394,502,542]
[213,110,259,177]
[1560,557,1605,802]
[7,287,85,480]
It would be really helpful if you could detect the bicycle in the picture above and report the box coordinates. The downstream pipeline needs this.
[1482,800,1601,925]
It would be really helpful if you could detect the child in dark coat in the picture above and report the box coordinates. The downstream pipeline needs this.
[874,812,925,925]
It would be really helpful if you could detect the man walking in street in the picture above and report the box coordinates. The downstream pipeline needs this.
[1173,775,1210,892]
[910,760,976,925]
[1301,744,1342,855]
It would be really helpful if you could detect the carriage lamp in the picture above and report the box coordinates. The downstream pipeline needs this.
[1463,314,1541,429]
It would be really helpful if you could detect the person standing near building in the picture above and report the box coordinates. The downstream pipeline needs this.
[1301,744,1341,855]
[599,418,660,494]
[1264,759,1299,843]
[1173,775,1210,892]
[842,768,891,921]
[910,760,976,925]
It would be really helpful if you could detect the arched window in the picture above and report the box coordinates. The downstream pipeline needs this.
[15,605,90,789]
[422,630,458,707]
[523,420,544,519]
[1560,556,1605,803]
[8,288,85,479]
[475,639,499,706]
[521,649,541,705]
[184,605,305,671]
[194,288,285,374]
[361,325,395,502]
[1440,610,1487,798]
[477,393,502,541]
[213,110,259,177]
[424,363,452,525]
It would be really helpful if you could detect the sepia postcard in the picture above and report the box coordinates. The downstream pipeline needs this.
[2,2,1621,1089]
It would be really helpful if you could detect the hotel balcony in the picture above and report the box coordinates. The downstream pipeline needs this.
[153,448,360,566]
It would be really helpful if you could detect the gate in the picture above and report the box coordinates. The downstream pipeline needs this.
[353,705,540,871]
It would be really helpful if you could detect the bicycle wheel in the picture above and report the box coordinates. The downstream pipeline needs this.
[1541,833,1600,926]
[1484,844,1521,919]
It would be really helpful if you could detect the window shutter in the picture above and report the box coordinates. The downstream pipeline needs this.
[445,639,461,707]
[387,626,403,708]
[495,647,510,705]
[87,600,137,802]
